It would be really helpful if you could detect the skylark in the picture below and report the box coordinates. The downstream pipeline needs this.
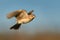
[7,10,35,30]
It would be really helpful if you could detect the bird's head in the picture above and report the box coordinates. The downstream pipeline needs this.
[29,13,36,21]
[28,10,35,18]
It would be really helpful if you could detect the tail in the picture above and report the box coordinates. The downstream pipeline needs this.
[10,23,21,30]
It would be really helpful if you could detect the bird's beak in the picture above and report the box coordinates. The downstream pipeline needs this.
[32,14,36,18]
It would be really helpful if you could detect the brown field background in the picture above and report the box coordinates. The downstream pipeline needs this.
[0,32,60,40]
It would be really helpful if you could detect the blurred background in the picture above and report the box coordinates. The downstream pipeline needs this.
[0,0,60,40]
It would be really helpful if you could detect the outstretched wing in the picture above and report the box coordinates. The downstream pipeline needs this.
[16,10,28,19]
[7,10,23,19]
[28,10,34,15]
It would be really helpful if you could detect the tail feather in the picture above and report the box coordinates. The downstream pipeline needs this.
[10,23,21,30]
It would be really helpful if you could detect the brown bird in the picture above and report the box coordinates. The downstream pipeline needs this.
[7,9,35,30]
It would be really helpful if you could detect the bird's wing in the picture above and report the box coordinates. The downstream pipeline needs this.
[28,10,34,15]
[7,10,23,19]
[16,10,28,19]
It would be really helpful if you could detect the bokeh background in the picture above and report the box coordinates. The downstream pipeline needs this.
[0,0,60,40]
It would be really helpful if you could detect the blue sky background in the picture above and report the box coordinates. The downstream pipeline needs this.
[0,0,60,33]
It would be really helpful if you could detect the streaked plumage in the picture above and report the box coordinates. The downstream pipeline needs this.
[7,9,35,30]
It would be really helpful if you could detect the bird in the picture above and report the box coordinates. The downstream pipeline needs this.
[7,9,35,30]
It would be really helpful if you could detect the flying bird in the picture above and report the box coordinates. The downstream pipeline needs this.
[7,9,35,30]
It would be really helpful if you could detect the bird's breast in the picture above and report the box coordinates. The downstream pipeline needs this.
[17,18,30,24]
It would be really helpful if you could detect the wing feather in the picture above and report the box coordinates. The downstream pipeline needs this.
[28,10,34,15]
[7,10,22,19]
